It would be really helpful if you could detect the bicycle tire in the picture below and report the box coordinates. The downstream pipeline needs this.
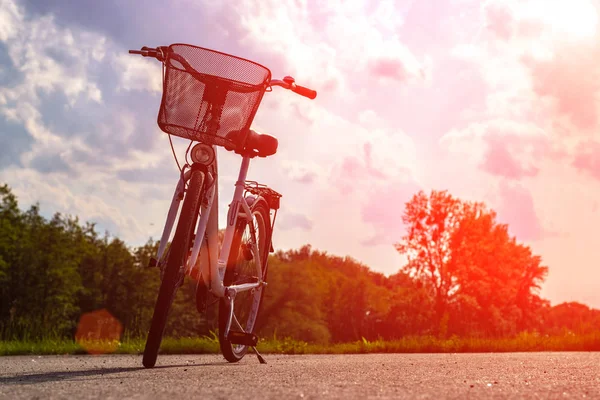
[218,201,271,362]
[142,168,205,368]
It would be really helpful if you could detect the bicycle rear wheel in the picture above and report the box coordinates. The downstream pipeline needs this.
[219,201,271,362]
[142,168,205,368]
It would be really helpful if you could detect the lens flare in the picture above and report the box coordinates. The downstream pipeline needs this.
[75,309,123,355]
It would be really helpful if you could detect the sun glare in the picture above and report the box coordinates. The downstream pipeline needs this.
[538,0,599,39]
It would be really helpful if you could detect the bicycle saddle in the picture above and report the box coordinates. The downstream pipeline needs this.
[225,129,278,157]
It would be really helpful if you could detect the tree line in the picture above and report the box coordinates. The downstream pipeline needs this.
[0,183,597,342]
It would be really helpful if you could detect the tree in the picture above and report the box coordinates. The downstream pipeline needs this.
[382,275,435,338]
[395,189,548,338]
[539,302,600,336]
[0,182,585,343]
[448,204,548,336]
[394,190,465,334]
[0,185,23,337]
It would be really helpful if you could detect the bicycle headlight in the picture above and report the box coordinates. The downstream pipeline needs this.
[190,143,215,165]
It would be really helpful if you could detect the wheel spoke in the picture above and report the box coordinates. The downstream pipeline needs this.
[233,314,244,332]
[219,203,270,362]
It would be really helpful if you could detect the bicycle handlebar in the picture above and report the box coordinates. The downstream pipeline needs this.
[128,46,167,61]
[270,77,317,100]
[129,46,317,100]
[292,84,317,99]
[128,46,213,82]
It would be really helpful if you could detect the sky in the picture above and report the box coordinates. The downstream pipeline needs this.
[1,0,600,308]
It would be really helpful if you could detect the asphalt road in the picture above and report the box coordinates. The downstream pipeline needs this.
[1,352,599,399]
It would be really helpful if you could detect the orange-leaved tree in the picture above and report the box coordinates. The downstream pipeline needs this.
[448,202,548,336]
[395,189,548,337]
[394,190,465,335]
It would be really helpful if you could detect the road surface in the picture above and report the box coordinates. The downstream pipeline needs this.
[1,352,599,399]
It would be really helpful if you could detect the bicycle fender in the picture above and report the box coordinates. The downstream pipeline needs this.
[251,196,275,253]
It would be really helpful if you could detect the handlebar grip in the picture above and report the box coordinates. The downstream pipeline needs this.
[293,84,317,99]
[129,46,160,59]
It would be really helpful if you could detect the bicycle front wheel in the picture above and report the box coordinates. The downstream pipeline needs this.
[219,201,271,362]
[142,168,205,368]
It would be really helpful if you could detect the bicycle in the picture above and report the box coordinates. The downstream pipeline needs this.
[128,44,316,368]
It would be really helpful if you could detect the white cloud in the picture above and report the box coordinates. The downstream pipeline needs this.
[219,0,430,99]
[3,13,105,107]
[113,53,162,93]
[281,160,321,184]
[278,211,313,231]
[433,0,600,307]
[0,0,172,242]
[0,0,22,41]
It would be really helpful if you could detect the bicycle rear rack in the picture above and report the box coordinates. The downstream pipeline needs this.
[243,181,281,210]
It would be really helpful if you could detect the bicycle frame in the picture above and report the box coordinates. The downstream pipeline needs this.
[154,146,264,300]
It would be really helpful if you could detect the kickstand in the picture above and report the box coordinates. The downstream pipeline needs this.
[250,346,267,364]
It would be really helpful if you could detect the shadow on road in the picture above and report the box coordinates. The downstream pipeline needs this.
[1,361,230,385]
[0,366,145,385]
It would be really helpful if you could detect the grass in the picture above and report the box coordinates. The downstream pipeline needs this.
[2,332,600,356]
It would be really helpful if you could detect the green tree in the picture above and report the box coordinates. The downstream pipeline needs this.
[259,253,332,343]
[2,205,85,339]
[382,272,435,338]
[0,185,23,337]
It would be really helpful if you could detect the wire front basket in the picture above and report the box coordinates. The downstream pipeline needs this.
[157,44,271,151]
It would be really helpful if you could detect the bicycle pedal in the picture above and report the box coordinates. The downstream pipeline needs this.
[147,257,158,268]
[227,331,259,346]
